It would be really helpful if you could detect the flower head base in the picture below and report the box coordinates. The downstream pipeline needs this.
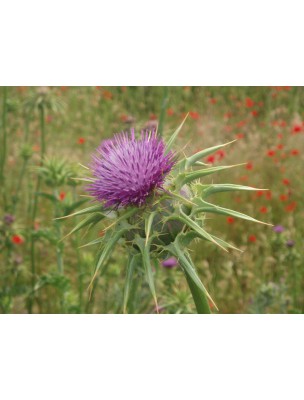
[87,129,175,208]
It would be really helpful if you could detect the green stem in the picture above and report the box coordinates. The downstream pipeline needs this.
[53,189,64,274]
[158,87,169,137]
[28,105,46,313]
[168,243,211,314]
[12,158,28,215]
[0,87,8,209]
[73,187,83,312]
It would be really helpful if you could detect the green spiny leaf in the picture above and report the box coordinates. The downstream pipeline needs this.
[61,212,105,240]
[165,112,188,154]
[134,236,158,309]
[89,228,128,293]
[123,253,141,313]
[180,139,237,170]
[166,208,228,252]
[175,164,245,188]
[198,183,268,198]
[55,203,106,220]
[166,240,214,313]
[145,211,156,245]
[193,198,271,226]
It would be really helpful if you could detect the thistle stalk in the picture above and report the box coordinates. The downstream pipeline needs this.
[28,104,46,313]
[0,87,8,209]
[72,187,84,312]
[158,86,169,137]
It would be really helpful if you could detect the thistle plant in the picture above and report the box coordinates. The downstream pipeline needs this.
[64,116,270,314]
[25,87,65,313]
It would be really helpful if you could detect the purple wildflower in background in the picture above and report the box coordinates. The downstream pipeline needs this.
[162,257,178,269]
[273,225,285,233]
[87,129,175,207]
[286,240,295,248]
[3,214,15,225]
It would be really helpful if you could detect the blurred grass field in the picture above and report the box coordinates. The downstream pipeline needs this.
[0,86,303,313]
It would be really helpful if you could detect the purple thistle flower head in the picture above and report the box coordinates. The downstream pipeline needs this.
[87,129,175,208]
[3,214,15,225]
[162,256,178,269]
[286,240,295,248]
[273,225,285,233]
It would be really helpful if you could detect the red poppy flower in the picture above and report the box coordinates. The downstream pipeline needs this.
[291,149,299,156]
[46,115,53,123]
[248,235,257,243]
[189,111,199,120]
[277,133,283,139]
[167,108,174,116]
[216,150,225,160]
[285,202,297,212]
[11,235,24,245]
[226,216,235,224]
[102,90,113,100]
[149,113,157,121]
[246,162,253,170]
[279,194,288,202]
[267,150,276,157]
[32,145,40,152]
[282,178,290,186]
[259,206,268,213]
[245,98,254,108]
[206,155,215,164]
[237,120,247,128]
[251,110,258,117]
[209,98,217,105]
[224,112,232,119]
[277,144,284,150]
[236,133,244,139]
[59,192,66,201]
[256,190,264,197]
[78,137,85,145]
[120,114,128,122]
[265,191,272,200]
[239,175,248,182]
[292,124,302,134]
